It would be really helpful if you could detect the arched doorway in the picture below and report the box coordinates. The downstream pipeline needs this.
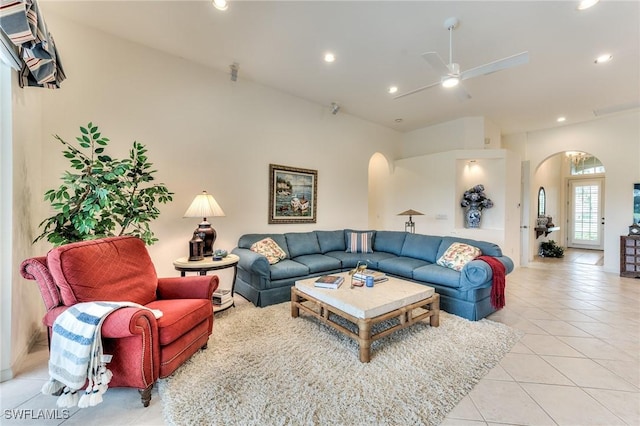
[533,151,605,264]
[367,152,392,230]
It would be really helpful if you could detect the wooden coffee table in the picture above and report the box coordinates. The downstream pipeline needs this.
[291,273,440,362]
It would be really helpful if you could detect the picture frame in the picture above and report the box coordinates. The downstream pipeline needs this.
[269,164,317,224]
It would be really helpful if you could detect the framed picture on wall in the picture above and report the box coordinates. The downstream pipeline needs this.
[268,164,317,224]
[634,183,640,224]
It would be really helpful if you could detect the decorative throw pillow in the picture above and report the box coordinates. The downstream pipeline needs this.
[436,242,482,271]
[345,231,374,253]
[250,237,287,265]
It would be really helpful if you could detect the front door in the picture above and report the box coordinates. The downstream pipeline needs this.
[568,178,604,249]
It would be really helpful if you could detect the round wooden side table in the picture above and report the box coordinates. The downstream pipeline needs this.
[173,253,239,312]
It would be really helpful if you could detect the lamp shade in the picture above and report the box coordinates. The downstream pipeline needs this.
[397,209,424,217]
[184,191,225,218]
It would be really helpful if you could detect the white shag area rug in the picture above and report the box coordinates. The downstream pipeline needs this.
[159,301,521,426]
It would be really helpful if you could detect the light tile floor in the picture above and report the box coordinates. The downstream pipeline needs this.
[2,254,638,425]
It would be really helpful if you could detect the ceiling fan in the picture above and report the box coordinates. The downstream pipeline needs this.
[394,17,529,100]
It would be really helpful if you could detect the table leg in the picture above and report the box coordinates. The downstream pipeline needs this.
[180,271,186,277]
[430,294,440,327]
[230,264,238,307]
[357,319,372,363]
[291,288,300,318]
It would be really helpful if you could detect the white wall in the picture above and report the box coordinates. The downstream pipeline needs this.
[401,117,487,157]
[376,148,521,261]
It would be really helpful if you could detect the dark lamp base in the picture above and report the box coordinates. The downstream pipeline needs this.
[195,223,217,256]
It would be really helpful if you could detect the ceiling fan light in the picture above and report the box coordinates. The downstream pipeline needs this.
[441,76,460,88]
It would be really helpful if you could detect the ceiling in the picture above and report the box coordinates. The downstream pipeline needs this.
[43,0,640,135]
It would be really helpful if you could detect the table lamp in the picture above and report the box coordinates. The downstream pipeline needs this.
[397,209,424,233]
[184,191,225,256]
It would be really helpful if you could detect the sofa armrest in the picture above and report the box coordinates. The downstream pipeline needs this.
[232,248,270,277]
[460,256,514,290]
[157,276,217,300]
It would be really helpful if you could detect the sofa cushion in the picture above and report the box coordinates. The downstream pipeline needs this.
[345,231,374,253]
[269,259,310,280]
[316,230,346,253]
[47,236,157,306]
[293,254,341,273]
[373,231,407,255]
[436,242,482,271]
[250,237,287,264]
[238,234,290,258]
[400,234,443,263]
[378,256,429,279]
[436,236,503,259]
[285,232,321,258]
[413,264,461,288]
[325,251,396,269]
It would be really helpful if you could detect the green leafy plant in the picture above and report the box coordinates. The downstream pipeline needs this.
[34,123,173,246]
[539,240,565,258]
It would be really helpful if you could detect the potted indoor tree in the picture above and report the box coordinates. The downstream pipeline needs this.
[34,123,173,246]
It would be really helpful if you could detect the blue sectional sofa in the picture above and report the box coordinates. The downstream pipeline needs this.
[231,230,514,320]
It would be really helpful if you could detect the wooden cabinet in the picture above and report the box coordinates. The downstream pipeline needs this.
[620,236,640,278]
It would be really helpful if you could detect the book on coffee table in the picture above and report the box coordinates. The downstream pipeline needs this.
[314,275,344,289]
[353,270,387,282]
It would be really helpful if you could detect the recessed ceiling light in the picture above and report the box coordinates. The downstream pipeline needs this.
[324,53,335,63]
[394,118,403,123]
[212,0,228,11]
[594,54,612,64]
[577,0,599,10]
[388,86,398,94]
[557,116,566,123]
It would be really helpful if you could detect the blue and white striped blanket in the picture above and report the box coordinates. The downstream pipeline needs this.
[42,301,162,408]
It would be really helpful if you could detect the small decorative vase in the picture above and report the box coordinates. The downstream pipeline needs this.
[465,203,482,228]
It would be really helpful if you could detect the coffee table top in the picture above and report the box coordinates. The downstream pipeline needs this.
[294,273,435,319]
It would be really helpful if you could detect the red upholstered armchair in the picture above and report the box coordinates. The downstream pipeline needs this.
[20,236,218,407]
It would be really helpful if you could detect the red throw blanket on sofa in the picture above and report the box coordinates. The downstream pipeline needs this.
[477,255,506,310]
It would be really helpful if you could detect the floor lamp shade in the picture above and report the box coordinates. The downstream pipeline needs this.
[184,191,225,256]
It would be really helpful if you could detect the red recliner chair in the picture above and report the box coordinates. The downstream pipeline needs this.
[20,236,218,406]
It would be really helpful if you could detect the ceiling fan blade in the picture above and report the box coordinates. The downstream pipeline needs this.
[393,81,440,99]
[421,51,450,76]
[461,51,529,81]
[453,85,472,101]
